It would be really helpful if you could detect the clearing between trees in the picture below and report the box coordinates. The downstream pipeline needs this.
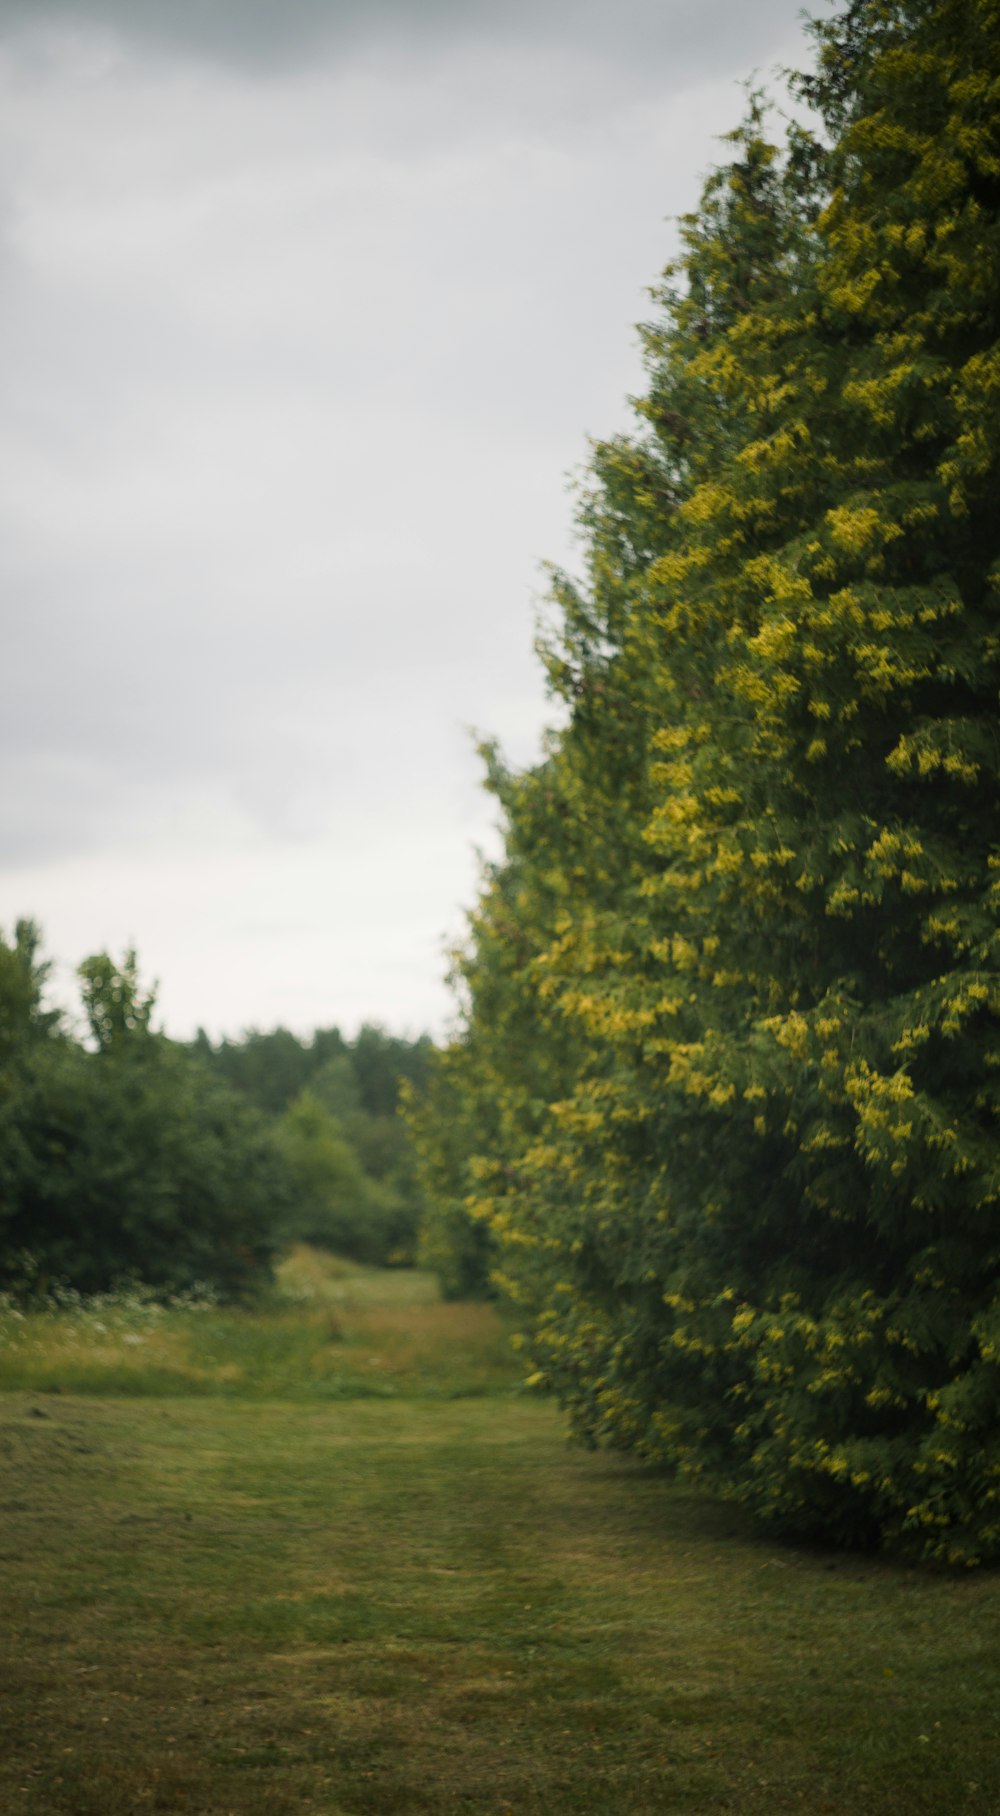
[1,1251,997,1815]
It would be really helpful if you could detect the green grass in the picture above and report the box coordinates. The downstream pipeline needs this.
[1,1251,998,1814]
[0,1247,516,1401]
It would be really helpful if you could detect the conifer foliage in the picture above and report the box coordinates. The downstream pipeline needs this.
[412,0,1000,1563]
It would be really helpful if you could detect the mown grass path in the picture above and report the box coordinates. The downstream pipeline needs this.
[1,1257,998,1813]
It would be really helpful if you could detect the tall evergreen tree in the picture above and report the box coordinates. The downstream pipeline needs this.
[414,0,1000,1563]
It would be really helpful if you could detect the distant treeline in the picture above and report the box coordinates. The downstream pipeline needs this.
[0,920,430,1300]
[188,1019,432,1266]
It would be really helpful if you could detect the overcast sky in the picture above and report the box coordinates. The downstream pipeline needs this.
[1,0,815,1041]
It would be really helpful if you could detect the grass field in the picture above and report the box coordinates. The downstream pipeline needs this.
[1,1249,998,1814]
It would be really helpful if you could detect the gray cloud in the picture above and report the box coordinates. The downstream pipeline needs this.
[0,0,813,1033]
[0,0,815,81]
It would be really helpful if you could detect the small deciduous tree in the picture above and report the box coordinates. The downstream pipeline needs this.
[1,934,288,1299]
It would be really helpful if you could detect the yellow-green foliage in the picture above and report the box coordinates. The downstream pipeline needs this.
[415,0,1000,1565]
